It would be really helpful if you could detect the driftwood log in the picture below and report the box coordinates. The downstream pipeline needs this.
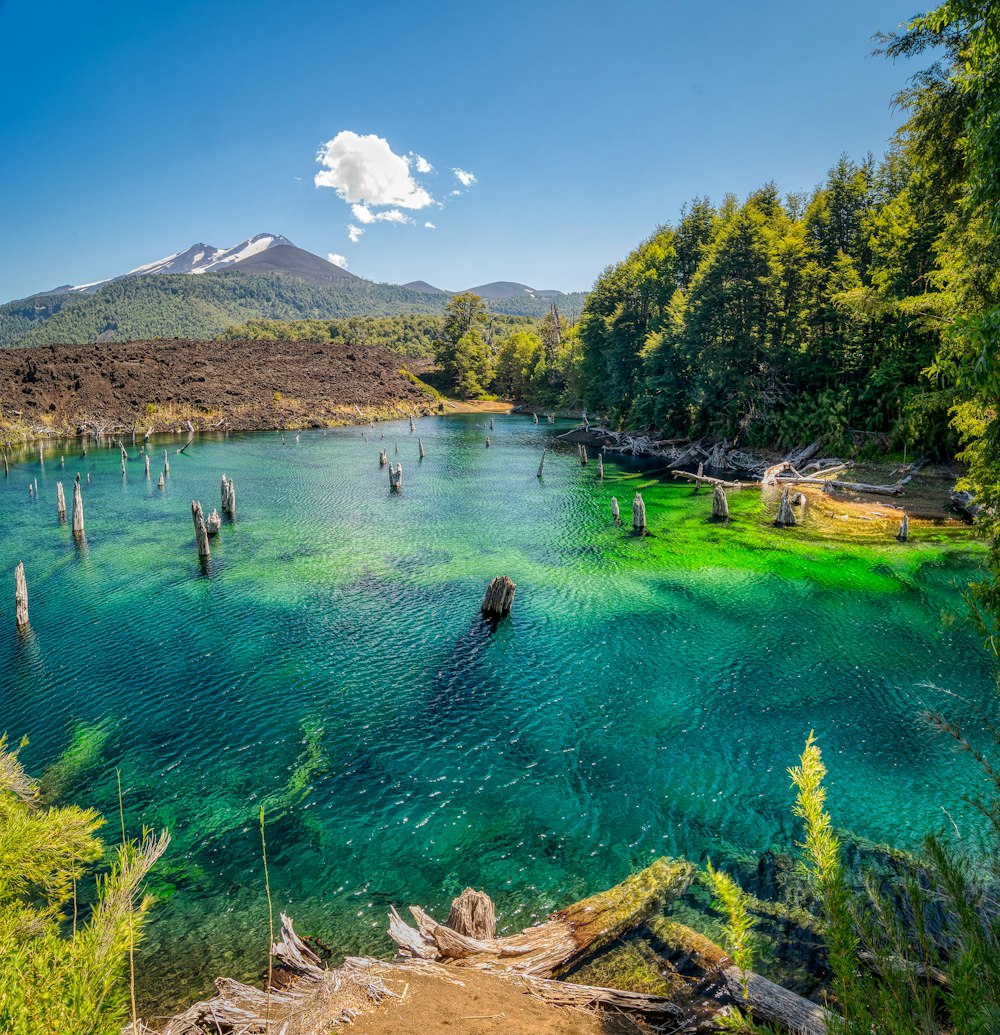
[671,470,742,489]
[481,575,516,619]
[653,919,833,1035]
[14,562,28,628]
[388,856,694,977]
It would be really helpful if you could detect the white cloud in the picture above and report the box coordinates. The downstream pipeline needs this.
[327,253,349,268]
[414,154,433,173]
[450,189,462,196]
[315,131,433,209]
[453,167,476,187]
[351,203,411,225]
[424,221,436,229]
[347,224,364,243]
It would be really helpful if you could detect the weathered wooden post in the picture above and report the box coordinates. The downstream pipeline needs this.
[191,501,211,558]
[775,488,797,527]
[580,444,589,466]
[144,454,150,478]
[14,562,28,628]
[72,476,84,538]
[597,453,604,479]
[157,473,165,491]
[897,511,909,543]
[612,496,621,524]
[379,448,387,466]
[632,491,646,534]
[56,482,67,522]
[481,575,516,619]
[537,449,546,478]
[418,438,425,460]
[711,484,729,522]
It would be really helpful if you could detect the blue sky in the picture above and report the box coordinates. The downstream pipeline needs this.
[1,0,925,300]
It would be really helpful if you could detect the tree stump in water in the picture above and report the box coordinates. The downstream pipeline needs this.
[711,483,729,522]
[389,463,403,492]
[446,888,496,940]
[537,449,546,478]
[72,476,85,538]
[14,562,28,628]
[632,492,646,534]
[3,452,8,477]
[897,511,909,542]
[486,437,491,448]
[157,473,165,491]
[409,416,415,433]
[163,451,169,476]
[597,453,603,478]
[694,461,704,493]
[59,455,64,468]
[533,412,538,424]
[612,496,620,524]
[56,482,67,523]
[490,417,494,430]
[144,454,150,478]
[191,501,211,558]
[220,475,236,518]
[775,488,796,527]
[481,575,516,619]
[205,509,222,536]
[418,438,425,460]
[379,449,387,466]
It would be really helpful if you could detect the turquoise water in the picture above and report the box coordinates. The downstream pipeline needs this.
[0,415,994,1007]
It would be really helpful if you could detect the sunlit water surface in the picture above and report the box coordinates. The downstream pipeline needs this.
[0,416,994,1008]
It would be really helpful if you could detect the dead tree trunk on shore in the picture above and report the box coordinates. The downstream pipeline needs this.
[775,488,796,527]
[711,484,729,522]
[632,492,646,534]
[537,449,546,478]
[14,562,28,628]
[71,477,84,538]
[191,501,211,559]
[56,482,66,522]
[446,889,496,940]
[481,575,516,619]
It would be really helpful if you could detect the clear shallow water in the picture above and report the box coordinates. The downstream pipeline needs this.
[0,415,994,1007]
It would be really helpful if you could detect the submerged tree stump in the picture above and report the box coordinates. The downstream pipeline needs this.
[533,412,539,424]
[14,562,28,628]
[490,417,494,430]
[481,575,516,619]
[157,473,165,491]
[486,437,491,448]
[579,444,589,465]
[389,463,403,492]
[897,511,909,543]
[775,488,796,527]
[163,450,170,476]
[191,500,211,558]
[56,482,67,522]
[71,476,85,538]
[612,496,620,524]
[597,453,603,479]
[632,492,646,534]
[694,461,704,493]
[205,509,222,536]
[711,483,729,522]
[379,448,387,466]
[220,475,236,518]
[144,453,150,478]
[537,449,546,478]
[418,438,425,460]
[409,416,415,433]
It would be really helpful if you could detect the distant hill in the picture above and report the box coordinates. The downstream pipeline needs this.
[1,233,588,347]
[402,280,451,295]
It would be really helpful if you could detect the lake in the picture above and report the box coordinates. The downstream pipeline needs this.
[0,414,994,1008]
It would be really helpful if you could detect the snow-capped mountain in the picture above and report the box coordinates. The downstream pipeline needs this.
[68,234,358,293]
